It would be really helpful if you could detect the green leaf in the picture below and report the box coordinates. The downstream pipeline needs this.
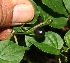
[64,30,70,47]
[0,40,27,63]
[41,0,68,16]
[27,0,40,24]
[37,6,68,29]
[13,26,24,33]
[49,17,68,29]
[25,31,64,55]
[63,0,70,11]
[25,36,32,47]
[62,46,69,52]
[29,10,40,24]
[38,6,52,21]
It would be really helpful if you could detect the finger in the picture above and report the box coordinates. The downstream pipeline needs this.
[12,2,34,23]
[0,0,35,27]
[0,28,13,40]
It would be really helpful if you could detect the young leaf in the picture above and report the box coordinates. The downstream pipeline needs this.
[64,30,70,47]
[63,0,70,11]
[25,31,64,55]
[13,26,24,33]
[49,17,68,29]
[0,40,27,63]
[41,0,68,16]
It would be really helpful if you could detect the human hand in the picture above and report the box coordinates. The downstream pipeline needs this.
[0,0,35,40]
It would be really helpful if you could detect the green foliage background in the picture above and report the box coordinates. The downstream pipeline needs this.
[1,0,70,63]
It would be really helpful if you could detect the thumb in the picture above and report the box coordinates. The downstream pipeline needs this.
[0,0,35,27]
[12,1,35,25]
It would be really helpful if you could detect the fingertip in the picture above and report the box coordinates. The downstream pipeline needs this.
[12,3,34,23]
[0,28,12,40]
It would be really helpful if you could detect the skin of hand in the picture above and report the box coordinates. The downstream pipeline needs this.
[0,0,35,40]
[0,28,13,40]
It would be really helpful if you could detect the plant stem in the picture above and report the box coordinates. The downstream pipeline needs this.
[60,53,68,62]
[14,35,18,44]
[7,30,14,40]
[25,18,53,34]
[59,57,61,63]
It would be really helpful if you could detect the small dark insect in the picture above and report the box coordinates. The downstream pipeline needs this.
[34,27,45,38]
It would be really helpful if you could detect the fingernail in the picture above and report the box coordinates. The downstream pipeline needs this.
[12,4,34,23]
